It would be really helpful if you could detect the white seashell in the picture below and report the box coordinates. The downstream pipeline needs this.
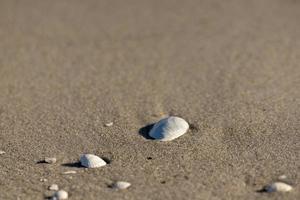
[40,178,48,182]
[80,154,106,168]
[45,157,57,164]
[49,184,59,191]
[62,170,77,175]
[149,116,189,141]
[62,170,77,174]
[105,122,113,127]
[112,181,131,190]
[0,150,5,155]
[52,190,68,200]
[265,182,292,192]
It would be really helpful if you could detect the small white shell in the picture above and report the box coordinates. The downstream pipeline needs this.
[40,178,47,182]
[113,181,131,190]
[49,184,59,191]
[0,150,5,155]
[105,122,113,127]
[265,182,292,192]
[53,190,68,200]
[149,116,189,141]
[62,170,77,175]
[45,157,57,164]
[80,154,106,168]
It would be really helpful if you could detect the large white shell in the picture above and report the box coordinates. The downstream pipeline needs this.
[80,154,106,168]
[113,181,131,190]
[149,116,189,141]
[265,182,292,192]
[52,190,68,200]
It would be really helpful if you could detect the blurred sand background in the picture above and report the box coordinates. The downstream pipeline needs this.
[0,0,299,199]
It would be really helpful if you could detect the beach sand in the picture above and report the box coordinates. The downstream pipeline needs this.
[0,0,299,199]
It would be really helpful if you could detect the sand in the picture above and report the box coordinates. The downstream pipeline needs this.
[0,0,299,199]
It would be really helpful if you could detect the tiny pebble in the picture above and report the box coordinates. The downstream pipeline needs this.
[52,190,68,200]
[0,150,5,155]
[49,184,59,191]
[45,157,57,164]
[265,182,292,192]
[112,181,131,190]
[105,122,113,127]
[40,178,48,182]
[278,175,287,180]
[62,171,77,175]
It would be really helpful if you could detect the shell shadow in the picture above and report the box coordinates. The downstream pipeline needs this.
[36,160,47,164]
[61,162,83,168]
[256,188,267,193]
[101,157,112,164]
[139,123,155,140]
[107,183,114,189]
[189,123,199,132]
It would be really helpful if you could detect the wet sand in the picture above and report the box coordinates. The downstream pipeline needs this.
[0,0,299,199]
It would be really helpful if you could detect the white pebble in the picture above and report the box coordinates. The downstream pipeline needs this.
[0,150,5,155]
[80,154,106,168]
[40,178,48,182]
[45,157,57,164]
[105,122,113,127]
[278,175,287,180]
[112,181,131,190]
[265,182,292,192]
[149,116,189,141]
[49,184,59,191]
[53,190,68,200]
[62,171,77,175]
